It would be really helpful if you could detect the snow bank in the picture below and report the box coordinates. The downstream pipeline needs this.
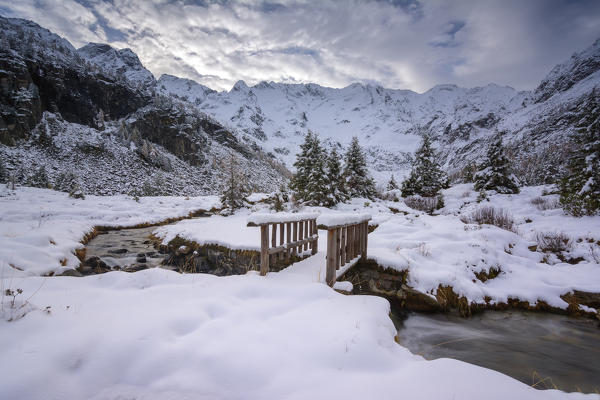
[0,269,584,400]
[247,211,319,225]
[155,209,261,250]
[317,212,371,228]
[367,184,600,309]
[0,186,220,276]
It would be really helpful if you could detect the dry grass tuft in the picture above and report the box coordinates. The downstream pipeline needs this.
[460,206,515,232]
[536,231,572,253]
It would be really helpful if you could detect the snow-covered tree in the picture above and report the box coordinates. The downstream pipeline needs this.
[343,137,376,199]
[323,147,347,206]
[0,160,7,184]
[559,118,600,216]
[270,184,290,211]
[304,136,329,206]
[290,131,330,206]
[401,135,448,197]
[220,151,248,213]
[54,171,79,193]
[387,174,399,191]
[474,136,519,194]
[25,166,50,188]
[290,131,315,202]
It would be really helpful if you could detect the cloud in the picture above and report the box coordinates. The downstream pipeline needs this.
[0,0,599,92]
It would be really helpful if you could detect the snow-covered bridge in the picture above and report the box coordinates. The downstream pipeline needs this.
[247,212,371,286]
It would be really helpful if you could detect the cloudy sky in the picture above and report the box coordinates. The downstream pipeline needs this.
[1,0,599,92]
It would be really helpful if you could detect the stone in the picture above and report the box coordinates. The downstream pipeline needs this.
[59,269,83,277]
[108,248,128,254]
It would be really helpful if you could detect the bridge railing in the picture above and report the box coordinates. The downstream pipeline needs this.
[247,213,319,276]
[317,214,371,286]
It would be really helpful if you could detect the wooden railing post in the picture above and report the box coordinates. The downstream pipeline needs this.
[326,228,337,286]
[361,221,368,260]
[260,225,269,275]
[311,220,318,255]
[293,221,298,257]
[286,222,291,260]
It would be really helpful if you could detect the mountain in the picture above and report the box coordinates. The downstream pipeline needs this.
[1,14,599,195]
[0,15,287,196]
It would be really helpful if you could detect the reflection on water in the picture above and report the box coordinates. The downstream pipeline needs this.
[394,311,600,393]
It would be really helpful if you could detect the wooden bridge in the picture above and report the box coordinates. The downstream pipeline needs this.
[247,212,371,286]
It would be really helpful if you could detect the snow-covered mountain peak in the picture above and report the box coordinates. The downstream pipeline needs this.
[78,42,155,88]
[534,37,600,103]
[231,80,250,92]
[157,74,215,104]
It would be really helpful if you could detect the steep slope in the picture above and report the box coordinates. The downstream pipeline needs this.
[0,15,288,195]
[78,43,156,90]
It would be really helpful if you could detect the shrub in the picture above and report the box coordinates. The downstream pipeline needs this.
[536,232,572,253]
[404,195,444,214]
[461,206,515,232]
[530,196,559,211]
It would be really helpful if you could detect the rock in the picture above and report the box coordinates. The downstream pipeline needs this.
[77,256,110,275]
[136,256,147,263]
[108,248,128,254]
[124,264,148,273]
[59,269,83,277]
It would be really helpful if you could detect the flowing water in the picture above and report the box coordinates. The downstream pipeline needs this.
[85,226,174,271]
[393,310,600,393]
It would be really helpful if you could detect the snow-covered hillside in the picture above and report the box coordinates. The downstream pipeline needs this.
[157,38,600,184]
[1,14,599,193]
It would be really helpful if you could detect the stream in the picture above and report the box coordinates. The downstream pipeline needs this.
[393,310,600,393]
[84,226,600,394]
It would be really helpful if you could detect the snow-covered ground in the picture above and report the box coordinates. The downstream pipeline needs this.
[1,184,599,399]
[3,268,591,400]
[0,186,219,276]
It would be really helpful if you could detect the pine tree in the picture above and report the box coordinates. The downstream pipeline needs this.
[387,174,399,191]
[343,137,376,199]
[0,160,7,184]
[25,166,50,188]
[220,151,249,213]
[290,131,315,202]
[559,117,600,216]
[474,136,519,194]
[290,131,330,206]
[54,171,79,193]
[323,147,347,206]
[401,135,449,197]
[304,135,329,206]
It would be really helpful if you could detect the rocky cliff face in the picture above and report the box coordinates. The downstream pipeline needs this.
[0,15,287,195]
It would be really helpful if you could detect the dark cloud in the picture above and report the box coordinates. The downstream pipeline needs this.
[1,0,599,92]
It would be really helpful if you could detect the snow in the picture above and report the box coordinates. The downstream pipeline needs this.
[367,184,600,309]
[2,268,585,400]
[247,212,319,225]
[316,212,371,228]
[0,186,220,276]
[155,209,261,251]
[0,185,599,398]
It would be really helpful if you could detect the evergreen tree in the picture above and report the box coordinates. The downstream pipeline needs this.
[220,151,249,213]
[387,174,399,191]
[343,137,376,199]
[25,166,50,188]
[559,119,600,216]
[0,160,7,184]
[270,184,290,211]
[290,131,330,206]
[401,135,449,197]
[474,136,519,194]
[54,171,79,193]
[304,135,329,206]
[290,131,315,202]
[323,147,347,206]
